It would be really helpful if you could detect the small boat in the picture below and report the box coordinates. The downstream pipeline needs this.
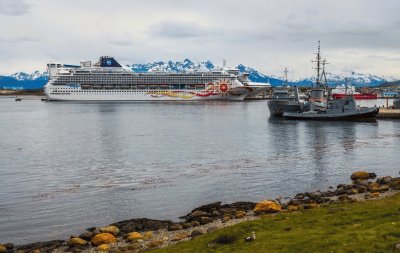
[267,68,302,116]
[331,84,377,100]
[267,87,303,116]
[15,97,21,101]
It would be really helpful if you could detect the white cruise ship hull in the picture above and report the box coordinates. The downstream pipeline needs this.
[45,87,249,101]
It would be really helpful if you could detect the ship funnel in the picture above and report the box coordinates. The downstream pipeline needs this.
[100,56,122,67]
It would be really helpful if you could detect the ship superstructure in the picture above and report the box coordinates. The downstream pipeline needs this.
[44,56,250,101]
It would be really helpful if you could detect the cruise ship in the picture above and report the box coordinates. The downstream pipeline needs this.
[44,56,250,101]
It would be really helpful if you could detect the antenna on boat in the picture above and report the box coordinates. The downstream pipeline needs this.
[283,67,289,86]
[312,40,322,88]
[321,58,328,88]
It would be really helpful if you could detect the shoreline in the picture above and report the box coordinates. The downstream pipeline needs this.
[2,171,400,253]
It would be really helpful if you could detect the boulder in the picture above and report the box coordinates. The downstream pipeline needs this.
[380,185,390,192]
[190,221,200,227]
[126,232,143,241]
[143,231,153,239]
[335,189,348,196]
[370,188,381,193]
[4,243,13,250]
[348,189,358,195]
[253,200,281,215]
[222,215,231,222]
[189,210,209,219]
[377,176,392,185]
[147,240,164,248]
[97,244,109,251]
[0,244,6,253]
[235,210,246,218]
[91,233,116,246]
[126,243,141,250]
[220,202,256,212]
[168,223,183,231]
[390,180,400,190]
[294,193,305,199]
[350,171,376,181]
[338,195,353,202]
[219,207,237,216]
[92,229,101,236]
[211,210,220,217]
[191,201,222,213]
[181,222,191,229]
[369,182,380,189]
[100,226,119,236]
[199,217,213,225]
[287,205,299,212]
[371,192,380,198]
[303,203,319,209]
[67,237,88,247]
[191,229,204,237]
[79,232,93,241]
[171,233,189,241]
[353,180,369,187]
[86,227,97,232]
[357,186,367,193]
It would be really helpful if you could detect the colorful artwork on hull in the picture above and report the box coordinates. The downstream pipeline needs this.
[146,79,231,99]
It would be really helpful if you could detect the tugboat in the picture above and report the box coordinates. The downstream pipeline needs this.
[267,68,303,116]
[283,95,379,121]
[283,42,379,121]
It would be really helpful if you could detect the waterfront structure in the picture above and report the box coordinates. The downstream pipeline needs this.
[44,56,250,101]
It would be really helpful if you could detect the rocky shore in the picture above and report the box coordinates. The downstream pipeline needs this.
[2,171,400,253]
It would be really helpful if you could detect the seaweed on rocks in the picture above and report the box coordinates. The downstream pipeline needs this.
[111,218,173,235]
[16,240,64,253]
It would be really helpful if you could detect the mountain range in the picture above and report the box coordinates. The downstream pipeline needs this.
[0,59,395,90]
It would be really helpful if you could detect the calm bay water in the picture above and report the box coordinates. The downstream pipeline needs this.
[0,97,399,244]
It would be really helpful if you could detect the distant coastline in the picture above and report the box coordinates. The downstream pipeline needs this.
[0,89,44,96]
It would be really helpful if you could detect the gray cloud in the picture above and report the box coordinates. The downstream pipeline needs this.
[0,0,31,16]
[1,0,400,78]
[149,21,212,39]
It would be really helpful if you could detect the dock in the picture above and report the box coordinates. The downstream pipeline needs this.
[377,108,400,119]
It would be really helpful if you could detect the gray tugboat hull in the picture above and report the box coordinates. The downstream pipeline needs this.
[267,100,302,116]
[283,108,379,121]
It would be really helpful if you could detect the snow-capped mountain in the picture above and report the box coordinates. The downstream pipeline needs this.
[10,71,47,81]
[0,59,393,90]
[295,71,392,87]
[0,70,48,90]
[129,59,215,73]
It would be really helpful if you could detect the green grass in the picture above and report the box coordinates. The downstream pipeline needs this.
[149,194,400,253]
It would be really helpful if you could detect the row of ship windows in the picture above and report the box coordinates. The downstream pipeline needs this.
[51,90,209,93]
[53,85,206,89]
[55,77,232,81]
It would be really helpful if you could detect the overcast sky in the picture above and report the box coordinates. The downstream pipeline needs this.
[1,0,400,79]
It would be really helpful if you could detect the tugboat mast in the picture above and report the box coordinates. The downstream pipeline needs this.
[312,41,324,88]
[283,67,289,86]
